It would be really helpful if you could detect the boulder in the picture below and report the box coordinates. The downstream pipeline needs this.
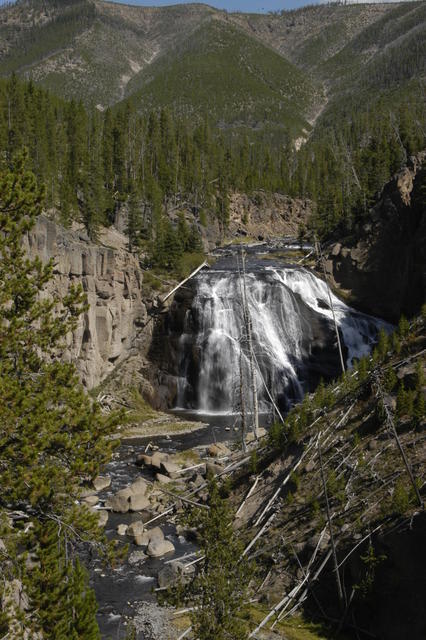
[148,526,164,542]
[80,488,97,498]
[83,495,99,506]
[116,487,133,500]
[96,510,108,528]
[129,494,150,512]
[93,475,111,491]
[129,478,148,496]
[134,525,163,547]
[128,550,147,565]
[2,579,29,612]
[151,452,169,470]
[160,460,181,478]
[191,473,205,488]
[147,538,175,558]
[136,454,152,467]
[206,462,223,477]
[131,531,148,546]
[117,524,128,536]
[155,473,172,484]
[105,494,129,513]
[127,521,145,540]
[246,427,267,444]
[207,443,230,457]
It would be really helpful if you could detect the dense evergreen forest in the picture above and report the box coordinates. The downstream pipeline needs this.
[1,74,425,259]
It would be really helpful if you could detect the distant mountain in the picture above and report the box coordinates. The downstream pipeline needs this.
[125,19,318,141]
[1,0,424,143]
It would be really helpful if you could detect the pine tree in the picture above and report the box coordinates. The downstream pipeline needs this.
[127,185,142,251]
[182,480,253,640]
[26,522,100,640]
[187,222,203,253]
[0,154,120,636]
[177,210,190,251]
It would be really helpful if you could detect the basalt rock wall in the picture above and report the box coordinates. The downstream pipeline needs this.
[25,216,151,389]
[325,153,426,323]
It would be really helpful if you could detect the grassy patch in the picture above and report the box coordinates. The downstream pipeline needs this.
[124,389,161,424]
[243,605,346,640]
[119,421,204,439]
[173,448,202,466]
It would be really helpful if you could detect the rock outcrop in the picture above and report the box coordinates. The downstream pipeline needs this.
[25,216,150,388]
[228,191,312,240]
[324,153,426,323]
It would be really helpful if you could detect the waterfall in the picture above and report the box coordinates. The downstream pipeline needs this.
[176,265,389,415]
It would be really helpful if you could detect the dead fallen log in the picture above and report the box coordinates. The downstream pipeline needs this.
[162,261,209,303]
[235,476,260,518]
[254,436,317,527]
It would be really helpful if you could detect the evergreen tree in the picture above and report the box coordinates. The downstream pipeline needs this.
[127,185,143,251]
[182,480,253,640]
[0,153,119,636]
[26,522,100,640]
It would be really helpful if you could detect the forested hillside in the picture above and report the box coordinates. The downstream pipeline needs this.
[0,1,425,245]
[1,71,424,253]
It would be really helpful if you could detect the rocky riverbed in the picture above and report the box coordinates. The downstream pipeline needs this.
[85,420,265,639]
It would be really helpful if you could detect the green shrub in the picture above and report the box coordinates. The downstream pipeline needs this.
[391,480,411,515]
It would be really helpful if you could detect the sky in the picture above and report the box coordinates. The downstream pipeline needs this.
[109,0,315,10]
[0,0,409,9]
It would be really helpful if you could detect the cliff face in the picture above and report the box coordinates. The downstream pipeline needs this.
[227,191,311,241]
[25,216,150,389]
[325,153,426,323]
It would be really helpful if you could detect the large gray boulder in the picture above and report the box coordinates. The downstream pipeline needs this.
[105,479,149,513]
[130,494,150,512]
[147,538,175,558]
[151,452,169,470]
[93,475,111,491]
[129,478,148,496]
[155,473,172,484]
[160,460,181,478]
[105,492,130,513]
[127,521,144,540]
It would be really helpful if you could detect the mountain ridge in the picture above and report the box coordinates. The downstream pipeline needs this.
[1,0,423,140]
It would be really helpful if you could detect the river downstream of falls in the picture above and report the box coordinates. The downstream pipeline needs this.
[173,246,389,418]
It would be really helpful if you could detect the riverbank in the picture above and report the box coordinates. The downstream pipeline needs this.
[114,417,208,439]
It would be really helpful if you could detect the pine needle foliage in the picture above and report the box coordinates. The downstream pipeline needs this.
[0,154,120,637]
[176,480,253,640]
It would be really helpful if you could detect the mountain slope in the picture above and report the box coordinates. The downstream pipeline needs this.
[0,0,215,105]
[232,313,425,639]
[126,19,318,140]
[1,1,422,132]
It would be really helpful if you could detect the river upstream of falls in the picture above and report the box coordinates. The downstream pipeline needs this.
[92,243,390,639]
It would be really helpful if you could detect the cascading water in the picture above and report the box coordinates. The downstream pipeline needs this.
[175,256,389,416]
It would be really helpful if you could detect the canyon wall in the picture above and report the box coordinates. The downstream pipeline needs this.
[25,216,151,389]
[325,153,426,323]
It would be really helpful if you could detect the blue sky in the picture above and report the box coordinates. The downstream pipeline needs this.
[0,0,314,7]
[0,0,407,9]
[108,0,315,10]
